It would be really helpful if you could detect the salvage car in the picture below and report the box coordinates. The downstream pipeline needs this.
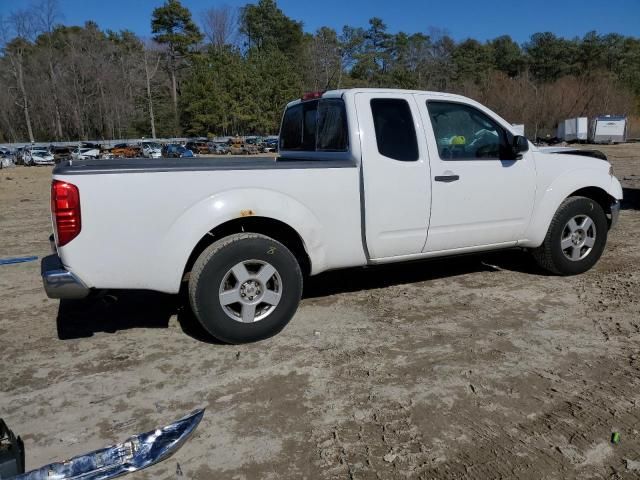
[141,141,162,158]
[71,147,100,160]
[229,138,259,155]
[24,147,55,166]
[42,89,623,344]
[161,144,194,158]
[185,141,210,155]
[51,146,74,163]
[207,142,229,154]
[110,144,141,158]
[262,138,278,153]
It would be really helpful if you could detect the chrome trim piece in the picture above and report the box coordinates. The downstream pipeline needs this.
[41,254,89,299]
[16,409,204,480]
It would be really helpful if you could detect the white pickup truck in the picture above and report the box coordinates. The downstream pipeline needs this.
[42,88,622,343]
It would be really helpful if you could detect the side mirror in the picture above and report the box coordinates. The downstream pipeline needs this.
[512,135,529,158]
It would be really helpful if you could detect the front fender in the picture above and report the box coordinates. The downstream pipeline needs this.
[522,168,621,247]
[156,188,327,291]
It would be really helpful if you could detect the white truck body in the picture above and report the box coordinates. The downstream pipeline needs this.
[44,89,623,299]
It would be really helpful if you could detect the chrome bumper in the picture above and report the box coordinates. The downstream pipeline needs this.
[610,200,620,229]
[41,254,89,299]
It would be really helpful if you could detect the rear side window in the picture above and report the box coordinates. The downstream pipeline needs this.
[280,104,303,150]
[370,99,419,161]
[280,99,348,152]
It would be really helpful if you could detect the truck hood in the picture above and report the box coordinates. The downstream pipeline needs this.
[533,147,611,172]
[537,146,608,161]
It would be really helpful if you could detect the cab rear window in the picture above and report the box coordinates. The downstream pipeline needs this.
[280,99,348,152]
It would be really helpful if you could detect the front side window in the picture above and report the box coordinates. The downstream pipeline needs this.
[279,99,348,152]
[427,101,508,160]
[370,98,419,161]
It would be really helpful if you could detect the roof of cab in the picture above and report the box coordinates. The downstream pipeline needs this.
[285,88,474,109]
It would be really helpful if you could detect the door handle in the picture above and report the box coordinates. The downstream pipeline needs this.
[434,175,460,183]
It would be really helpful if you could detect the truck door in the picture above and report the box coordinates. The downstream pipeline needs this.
[355,92,431,259]
[415,96,536,252]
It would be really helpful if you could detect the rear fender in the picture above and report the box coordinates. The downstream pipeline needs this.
[156,188,326,291]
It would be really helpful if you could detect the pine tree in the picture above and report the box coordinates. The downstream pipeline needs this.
[151,0,202,132]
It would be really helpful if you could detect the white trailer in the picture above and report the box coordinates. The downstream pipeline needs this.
[590,115,627,144]
[511,124,525,136]
[557,117,588,142]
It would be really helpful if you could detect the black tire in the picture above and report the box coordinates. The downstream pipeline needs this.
[188,233,303,343]
[532,196,608,275]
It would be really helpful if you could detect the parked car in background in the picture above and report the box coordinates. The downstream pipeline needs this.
[161,144,194,158]
[24,147,55,166]
[262,139,278,153]
[52,146,74,163]
[0,147,14,159]
[141,141,162,158]
[71,147,100,160]
[14,147,26,165]
[111,144,141,158]
[0,148,16,169]
[211,142,230,154]
[229,137,259,155]
[185,141,210,156]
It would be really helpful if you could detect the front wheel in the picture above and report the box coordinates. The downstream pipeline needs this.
[188,233,303,343]
[532,196,608,275]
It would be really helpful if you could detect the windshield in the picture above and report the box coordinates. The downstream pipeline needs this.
[143,142,160,149]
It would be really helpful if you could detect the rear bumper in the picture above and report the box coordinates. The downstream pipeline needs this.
[41,254,89,299]
[610,199,620,229]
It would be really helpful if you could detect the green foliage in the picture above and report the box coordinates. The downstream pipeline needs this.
[151,0,203,55]
[240,0,304,56]
[489,35,524,77]
[453,39,495,82]
[180,46,302,135]
[524,32,578,82]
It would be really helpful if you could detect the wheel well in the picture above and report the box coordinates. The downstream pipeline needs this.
[182,217,311,281]
[568,186,614,223]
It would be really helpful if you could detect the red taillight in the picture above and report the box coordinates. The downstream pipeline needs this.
[301,91,324,101]
[51,180,81,247]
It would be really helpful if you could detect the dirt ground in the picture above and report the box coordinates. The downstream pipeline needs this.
[1,144,639,479]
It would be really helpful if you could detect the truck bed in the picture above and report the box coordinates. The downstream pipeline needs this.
[54,156,356,175]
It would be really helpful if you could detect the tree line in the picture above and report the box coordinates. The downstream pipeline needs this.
[1,0,639,143]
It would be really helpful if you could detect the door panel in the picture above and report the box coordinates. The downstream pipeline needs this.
[355,93,431,259]
[415,96,536,252]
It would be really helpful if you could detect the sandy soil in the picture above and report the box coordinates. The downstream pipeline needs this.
[1,144,639,479]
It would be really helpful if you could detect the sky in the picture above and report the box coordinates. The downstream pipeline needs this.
[1,0,639,43]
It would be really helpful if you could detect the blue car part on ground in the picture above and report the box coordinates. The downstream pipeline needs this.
[0,257,38,266]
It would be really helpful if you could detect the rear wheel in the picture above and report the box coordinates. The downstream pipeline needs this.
[532,196,608,275]
[188,233,303,343]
